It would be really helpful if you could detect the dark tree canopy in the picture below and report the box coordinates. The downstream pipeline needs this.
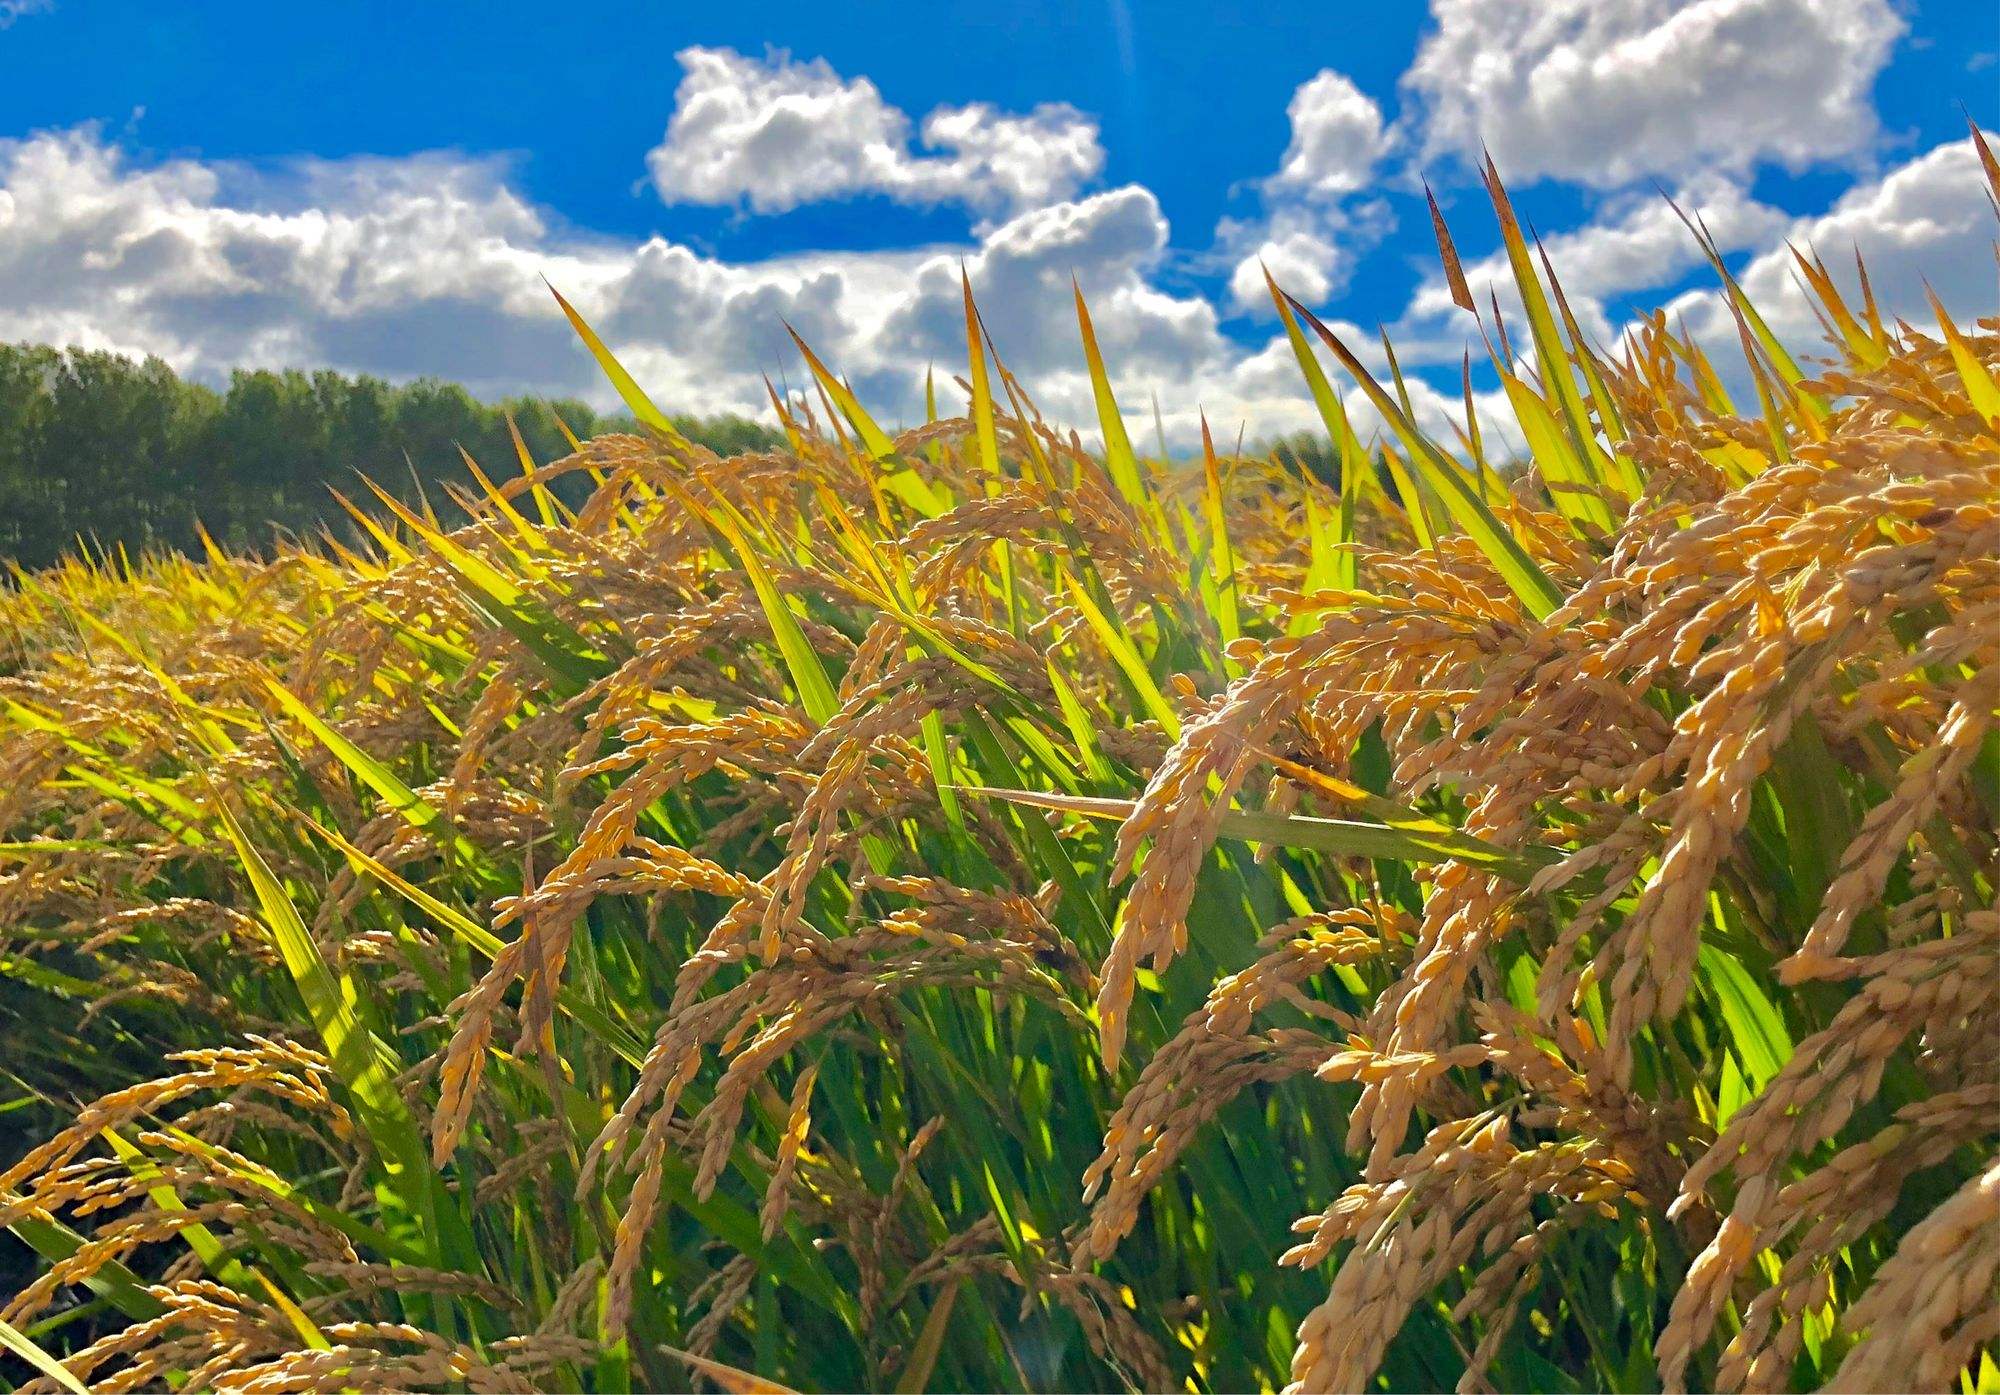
[0,343,778,570]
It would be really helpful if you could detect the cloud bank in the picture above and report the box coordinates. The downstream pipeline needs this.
[0,14,1983,453]
[1401,0,1906,186]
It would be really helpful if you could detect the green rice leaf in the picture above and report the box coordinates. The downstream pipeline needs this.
[1699,942,1793,1090]
[960,786,1555,882]
[210,796,443,1266]
[1285,294,1565,620]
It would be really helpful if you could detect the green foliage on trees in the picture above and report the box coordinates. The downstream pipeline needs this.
[0,343,777,568]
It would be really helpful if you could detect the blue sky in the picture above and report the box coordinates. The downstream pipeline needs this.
[0,0,1995,443]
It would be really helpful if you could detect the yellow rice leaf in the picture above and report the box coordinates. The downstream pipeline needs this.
[1929,286,2000,427]
[788,326,894,460]
[546,281,689,445]
[664,1347,799,1395]
[1074,280,1148,513]
[964,272,1002,483]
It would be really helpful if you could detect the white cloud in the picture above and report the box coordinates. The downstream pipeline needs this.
[1221,70,1393,319]
[1271,70,1389,197]
[1384,135,1997,424]
[0,131,596,391]
[1226,218,1345,313]
[1348,374,1526,461]
[1385,134,1994,412]
[0,0,53,26]
[3,104,1986,472]
[0,125,1333,450]
[868,186,1357,445]
[644,47,1103,220]
[1402,0,1906,187]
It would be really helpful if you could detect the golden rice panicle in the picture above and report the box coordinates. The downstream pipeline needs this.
[759,1061,819,1241]
[1696,1082,2000,1392]
[1825,1156,2000,1393]
[1077,911,1386,1266]
[3,152,1998,1395]
[1075,217,1996,1389]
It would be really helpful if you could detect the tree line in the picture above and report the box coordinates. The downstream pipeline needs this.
[0,343,777,571]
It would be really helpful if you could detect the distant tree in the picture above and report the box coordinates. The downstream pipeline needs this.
[1268,432,1336,486]
[0,342,779,568]
[31,350,215,565]
[0,345,59,561]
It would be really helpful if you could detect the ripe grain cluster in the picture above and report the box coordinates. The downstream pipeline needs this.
[2,150,1997,1393]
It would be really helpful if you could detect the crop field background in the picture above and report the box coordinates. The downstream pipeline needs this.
[0,141,1997,1393]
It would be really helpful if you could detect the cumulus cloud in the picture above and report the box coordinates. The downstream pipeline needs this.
[866,185,1379,445]
[0,130,599,394]
[644,47,1103,220]
[1,106,1985,465]
[883,187,1181,371]
[1389,135,1996,419]
[0,125,1337,449]
[1270,70,1389,197]
[1225,217,1346,312]
[1219,197,1398,318]
[1221,70,1393,318]
[1402,0,1907,186]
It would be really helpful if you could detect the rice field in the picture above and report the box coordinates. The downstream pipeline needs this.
[1,147,1997,1393]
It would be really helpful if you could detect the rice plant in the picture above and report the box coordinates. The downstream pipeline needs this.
[1,143,1997,1393]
